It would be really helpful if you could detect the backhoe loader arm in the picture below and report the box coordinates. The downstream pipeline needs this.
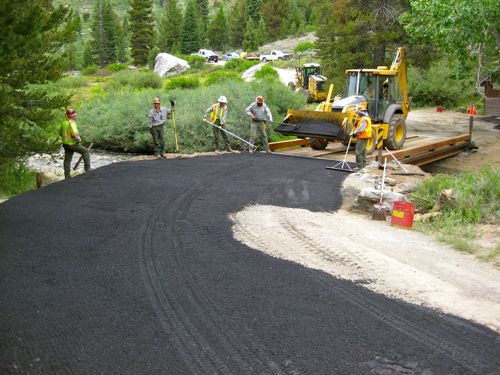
[390,47,410,117]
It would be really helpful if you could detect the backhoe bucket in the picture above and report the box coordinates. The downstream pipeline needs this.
[274,109,352,142]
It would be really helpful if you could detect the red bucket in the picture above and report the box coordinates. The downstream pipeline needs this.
[436,107,443,112]
[391,201,416,228]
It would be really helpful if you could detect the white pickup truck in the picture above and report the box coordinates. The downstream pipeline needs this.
[259,50,290,62]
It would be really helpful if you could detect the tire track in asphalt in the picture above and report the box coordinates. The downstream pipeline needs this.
[279,217,498,372]
[232,207,495,373]
[140,159,288,374]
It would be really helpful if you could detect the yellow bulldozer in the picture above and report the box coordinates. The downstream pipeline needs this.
[288,63,328,103]
[276,48,410,152]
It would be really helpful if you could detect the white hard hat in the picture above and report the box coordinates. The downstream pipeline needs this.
[218,96,227,103]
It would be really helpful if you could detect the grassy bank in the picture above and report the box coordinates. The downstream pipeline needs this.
[0,162,37,198]
[410,165,499,262]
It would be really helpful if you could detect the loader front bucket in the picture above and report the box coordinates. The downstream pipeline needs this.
[274,109,352,142]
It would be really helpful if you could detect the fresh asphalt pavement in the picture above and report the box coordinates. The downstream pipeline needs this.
[1,153,499,374]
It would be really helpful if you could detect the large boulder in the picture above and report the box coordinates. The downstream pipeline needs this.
[154,53,189,77]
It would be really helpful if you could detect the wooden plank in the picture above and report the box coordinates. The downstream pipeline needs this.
[380,134,470,160]
[269,138,310,151]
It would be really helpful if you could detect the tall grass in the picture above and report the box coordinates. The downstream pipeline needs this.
[410,165,499,255]
[0,163,37,197]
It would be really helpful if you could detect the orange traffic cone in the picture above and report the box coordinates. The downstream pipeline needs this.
[467,105,471,114]
[471,105,477,115]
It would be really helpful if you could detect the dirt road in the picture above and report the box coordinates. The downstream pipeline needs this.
[1,154,498,374]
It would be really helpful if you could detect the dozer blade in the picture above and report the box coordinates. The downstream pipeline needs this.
[274,109,352,141]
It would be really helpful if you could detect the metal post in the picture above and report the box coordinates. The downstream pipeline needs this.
[469,115,473,144]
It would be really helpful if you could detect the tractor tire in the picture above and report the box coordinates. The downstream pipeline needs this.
[305,89,312,103]
[288,82,296,90]
[310,138,328,150]
[365,130,377,155]
[384,115,406,150]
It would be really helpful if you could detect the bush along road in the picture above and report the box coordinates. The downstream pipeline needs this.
[0,154,499,374]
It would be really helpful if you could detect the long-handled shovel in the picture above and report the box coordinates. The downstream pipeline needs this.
[73,142,93,171]
[170,99,179,152]
[202,119,257,151]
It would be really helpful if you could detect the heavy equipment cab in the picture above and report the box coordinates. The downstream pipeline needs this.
[277,48,410,151]
[289,63,328,103]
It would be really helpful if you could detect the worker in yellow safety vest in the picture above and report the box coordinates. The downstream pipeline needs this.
[60,109,91,179]
[204,96,234,153]
[351,104,372,170]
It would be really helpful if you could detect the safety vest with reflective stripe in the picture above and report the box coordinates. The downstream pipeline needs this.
[354,115,372,139]
[209,103,226,124]
[60,119,79,145]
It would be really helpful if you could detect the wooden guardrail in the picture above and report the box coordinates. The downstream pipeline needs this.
[269,138,310,151]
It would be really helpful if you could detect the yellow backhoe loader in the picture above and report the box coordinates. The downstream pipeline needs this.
[288,63,328,103]
[276,48,410,152]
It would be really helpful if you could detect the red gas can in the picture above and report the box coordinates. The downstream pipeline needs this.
[391,201,416,228]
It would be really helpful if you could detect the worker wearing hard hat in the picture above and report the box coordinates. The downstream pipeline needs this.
[204,96,234,153]
[60,108,91,179]
[148,97,173,158]
[245,95,273,154]
[351,104,372,170]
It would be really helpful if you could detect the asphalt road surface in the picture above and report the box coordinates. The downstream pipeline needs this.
[1,154,499,374]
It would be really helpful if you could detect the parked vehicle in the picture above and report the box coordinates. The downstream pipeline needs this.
[259,50,290,62]
[240,51,260,61]
[193,49,219,62]
[224,52,240,62]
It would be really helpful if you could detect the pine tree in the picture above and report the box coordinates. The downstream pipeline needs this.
[158,0,183,53]
[90,0,119,66]
[181,0,202,54]
[255,17,268,47]
[128,0,155,66]
[196,0,208,46]
[208,6,228,51]
[115,16,130,63]
[228,0,246,47]
[316,0,408,89]
[261,0,289,40]
[246,0,261,23]
[242,17,258,52]
[0,1,78,160]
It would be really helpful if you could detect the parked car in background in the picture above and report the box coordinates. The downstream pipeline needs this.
[224,52,240,62]
[259,50,290,62]
[193,49,219,62]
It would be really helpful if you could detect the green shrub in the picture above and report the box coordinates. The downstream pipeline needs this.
[408,59,475,108]
[53,76,88,89]
[164,75,201,90]
[294,42,315,53]
[107,63,128,73]
[254,64,279,81]
[410,165,500,253]
[178,54,206,70]
[223,58,259,72]
[0,163,36,197]
[109,70,162,89]
[204,70,242,86]
[81,65,99,75]
[78,79,305,153]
